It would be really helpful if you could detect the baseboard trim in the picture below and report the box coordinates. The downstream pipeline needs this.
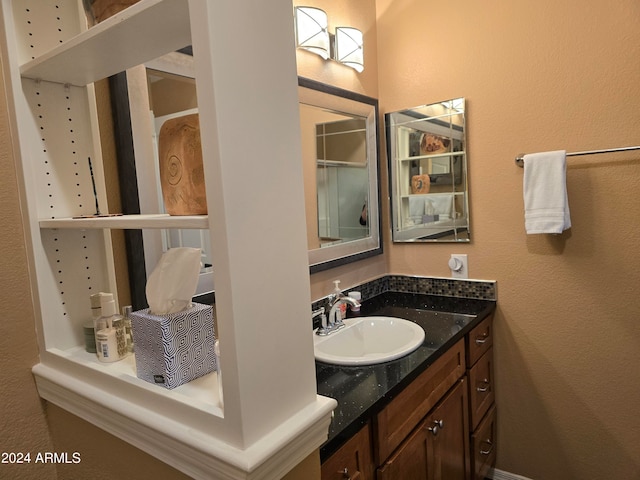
[488,468,534,480]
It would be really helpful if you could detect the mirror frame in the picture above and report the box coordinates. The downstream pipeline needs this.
[109,71,147,310]
[298,77,383,273]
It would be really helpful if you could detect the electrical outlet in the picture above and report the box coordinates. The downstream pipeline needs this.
[448,254,468,279]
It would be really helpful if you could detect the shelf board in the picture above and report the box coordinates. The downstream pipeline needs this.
[398,151,465,162]
[39,214,208,230]
[401,192,464,199]
[49,346,223,413]
[20,0,191,86]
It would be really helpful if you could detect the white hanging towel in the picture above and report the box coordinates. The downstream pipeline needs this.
[523,150,571,234]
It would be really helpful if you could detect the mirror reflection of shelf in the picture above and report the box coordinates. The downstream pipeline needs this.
[393,218,469,242]
[398,151,465,162]
[401,191,464,200]
[316,160,367,167]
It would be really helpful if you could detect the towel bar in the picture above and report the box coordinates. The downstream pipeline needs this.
[515,145,640,167]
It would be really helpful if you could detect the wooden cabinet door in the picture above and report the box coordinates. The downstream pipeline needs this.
[425,378,470,480]
[377,379,470,480]
[375,340,466,465]
[321,423,374,480]
[377,419,429,480]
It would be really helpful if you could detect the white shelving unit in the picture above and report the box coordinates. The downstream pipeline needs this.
[1,1,334,478]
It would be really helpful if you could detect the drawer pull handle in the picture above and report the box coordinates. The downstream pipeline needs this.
[480,439,493,456]
[427,419,444,436]
[476,379,490,393]
[475,332,490,345]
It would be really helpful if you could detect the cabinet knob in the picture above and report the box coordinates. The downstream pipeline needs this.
[427,419,444,435]
[475,332,489,345]
[476,378,490,392]
[480,439,494,456]
[341,467,351,479]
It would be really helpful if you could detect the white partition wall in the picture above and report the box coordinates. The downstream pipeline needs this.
[0,1,335,478]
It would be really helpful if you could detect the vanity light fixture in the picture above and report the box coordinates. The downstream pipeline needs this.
[448,98,465,113]
[334,27,364,72]
[294,6,330,60]
[294,7,364,72]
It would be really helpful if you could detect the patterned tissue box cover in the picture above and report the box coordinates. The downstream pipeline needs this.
[130,302,217,389]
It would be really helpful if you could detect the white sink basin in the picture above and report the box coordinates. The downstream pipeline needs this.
[314,316,425,366]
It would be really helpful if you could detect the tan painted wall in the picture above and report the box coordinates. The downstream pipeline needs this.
[376,0,640,479]
[0,49,57,480]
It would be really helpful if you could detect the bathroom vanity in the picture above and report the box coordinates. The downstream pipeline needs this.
[317,292,496,480]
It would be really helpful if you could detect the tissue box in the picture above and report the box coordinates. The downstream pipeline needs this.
[130,302,217,389]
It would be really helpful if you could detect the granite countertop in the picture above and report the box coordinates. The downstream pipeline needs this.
[316,291,496,461]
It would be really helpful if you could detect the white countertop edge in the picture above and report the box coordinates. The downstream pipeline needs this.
[33,363,337,480]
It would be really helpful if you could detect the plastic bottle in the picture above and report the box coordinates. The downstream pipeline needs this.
[95,293,126,363]
[90,292,106,355]
[121,305,134,354]
[348,291,362,313]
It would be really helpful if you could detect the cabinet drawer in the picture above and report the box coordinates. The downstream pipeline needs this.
[321,423,374,480]
[466,314,494,366]
[468,347,494,431]
[374,339,466,465]
[471,405,497,480]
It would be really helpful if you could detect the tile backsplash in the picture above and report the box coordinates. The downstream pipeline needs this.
[311,274,496,316]
[386,275,496,300]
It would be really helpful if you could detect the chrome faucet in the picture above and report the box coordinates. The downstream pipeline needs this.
[328,295,361,330]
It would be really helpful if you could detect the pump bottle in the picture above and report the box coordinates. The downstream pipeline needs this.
[333,280,347,317]
[95,293,127,363]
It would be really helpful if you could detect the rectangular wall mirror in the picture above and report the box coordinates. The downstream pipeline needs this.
[298,77,382,273]
[386,98,470,242]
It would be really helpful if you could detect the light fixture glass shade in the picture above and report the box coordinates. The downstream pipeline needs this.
[294,7,330,60]
[334,27,364,72]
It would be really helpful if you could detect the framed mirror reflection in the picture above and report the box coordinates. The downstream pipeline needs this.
[386,98,470,242]
[298,77,383,273]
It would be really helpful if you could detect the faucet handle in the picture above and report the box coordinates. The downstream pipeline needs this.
[313,307,331,336]
[312,307,325,324]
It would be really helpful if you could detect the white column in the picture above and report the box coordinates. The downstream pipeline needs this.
[188,0,322,449]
